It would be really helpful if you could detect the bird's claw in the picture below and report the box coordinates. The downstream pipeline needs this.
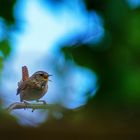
[23,100,30,110]
[36,100,47,105]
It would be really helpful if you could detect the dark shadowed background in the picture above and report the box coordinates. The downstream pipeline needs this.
[0,0,140,139]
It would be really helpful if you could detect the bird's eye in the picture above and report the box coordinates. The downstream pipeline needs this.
[39,74,44,76]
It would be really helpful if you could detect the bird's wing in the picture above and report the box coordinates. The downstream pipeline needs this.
[16,80,28,95]
[16,80,39,95]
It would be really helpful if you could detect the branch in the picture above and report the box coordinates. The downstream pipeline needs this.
[7,102,64,112]
[6,102,83,112]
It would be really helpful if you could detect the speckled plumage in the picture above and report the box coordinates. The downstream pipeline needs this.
[17,71,51,102]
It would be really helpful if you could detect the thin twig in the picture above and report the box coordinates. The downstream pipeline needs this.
[6,102,83,112]
[7,102,64,112]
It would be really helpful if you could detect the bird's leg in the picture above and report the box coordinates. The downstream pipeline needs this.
[22,100,30,110]
[32,100,47,112]
[23,100,35,112]
[23,100,30,104]
[36,99,47,105]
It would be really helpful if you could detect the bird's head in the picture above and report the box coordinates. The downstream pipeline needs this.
[31,71,52,82]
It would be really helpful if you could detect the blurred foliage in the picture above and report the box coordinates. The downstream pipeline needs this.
[61,0,140,136]
[0,40,11,71]
[0,0,140,138]
[62,0,140,107]
[0,40,11,58]
[0,0,16,24]
[0,0,16,71]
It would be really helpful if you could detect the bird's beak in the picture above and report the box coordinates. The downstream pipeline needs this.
[48,74,52,82]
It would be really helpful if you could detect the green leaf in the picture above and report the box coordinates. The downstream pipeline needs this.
[0,40,11,58]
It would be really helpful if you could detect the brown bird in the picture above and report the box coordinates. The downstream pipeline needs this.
[17,71,52,104]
